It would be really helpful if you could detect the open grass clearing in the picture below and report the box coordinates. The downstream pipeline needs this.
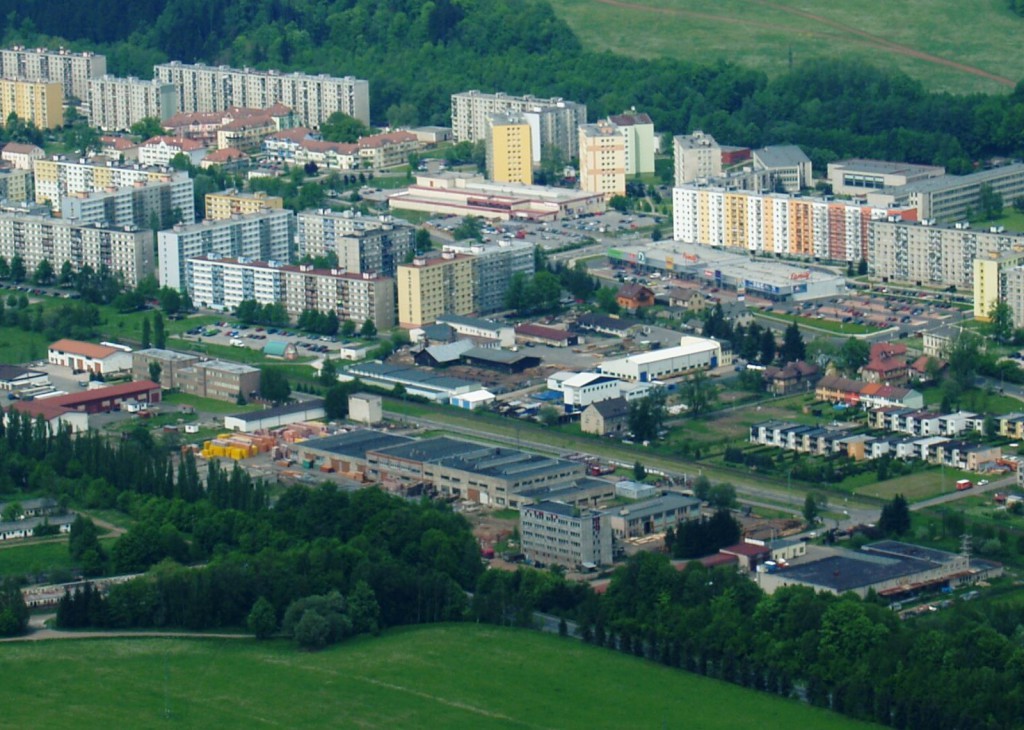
[922,386,1024,416]
[162,392,263,415]
[0,535,117,579]
[757,310,883,336]
[0,624,876,729]
[853,467,977,501]
[547,0,1024,94]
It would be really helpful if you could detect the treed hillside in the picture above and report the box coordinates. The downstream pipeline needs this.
[2,0,1024,172]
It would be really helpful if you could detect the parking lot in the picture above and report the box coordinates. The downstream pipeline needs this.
[176,322,343,359]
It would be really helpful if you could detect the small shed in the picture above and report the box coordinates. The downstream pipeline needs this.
[450,389,495,410]
[263,341,298,360]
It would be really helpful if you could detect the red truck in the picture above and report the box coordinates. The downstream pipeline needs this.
[955,479,973,491]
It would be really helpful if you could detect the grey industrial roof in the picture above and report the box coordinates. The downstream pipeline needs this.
[891,163,1024,194]
[133,348,198,363]
[862,541,960,565]
[462,347,536,365]
[753,145,810,169]
[423,340,474,363]
[615,493,701,520]
[831,159,942,176]
[0,364,45,380]
[228,398,325,423]
[301,430,412,459]
[372,436,490,463]
[776,552,930,593]
[436,314,506,332]
[528,500,579,517]
[348,362,478,390]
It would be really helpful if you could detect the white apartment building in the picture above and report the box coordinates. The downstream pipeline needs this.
[607,111,655,176]
[186,255,395,330]
[296,209,414,277]
[154,62,370,127]
[60,175,196,228]
[87,75,178,131]
[674,131,722,185]
[451,90,586,161]
[520,501,612,569]
[673,184,911,262]
[33,157,193,213]
[441,239,535,314]
[158,209,295,290]
[138,136,207,167]
[867,164,1024,222]
[0,214,152,287]
[0,46,106,100]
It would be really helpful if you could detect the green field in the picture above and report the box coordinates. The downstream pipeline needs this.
[852,467,977,501]
[0,536,117,579]
[922,386,1024,416]
[0,625,875,728]
[162,392,263,415]
[548,0,1024,94]
[756,310,883,336]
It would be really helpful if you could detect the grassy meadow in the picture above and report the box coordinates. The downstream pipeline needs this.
[548,0,1024,94]
[0,624,878,729]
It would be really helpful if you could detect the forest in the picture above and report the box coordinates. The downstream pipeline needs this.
[0,0,1023,173]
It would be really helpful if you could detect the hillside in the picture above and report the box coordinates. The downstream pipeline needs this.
[548,0,1024,95]
[0,625,877,728]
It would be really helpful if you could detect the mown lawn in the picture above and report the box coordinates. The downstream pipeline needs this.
[0,624,877,729]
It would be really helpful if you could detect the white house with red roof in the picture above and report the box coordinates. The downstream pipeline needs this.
[47,339,132,375]
[138,136,207,167]
[1,142,44,170]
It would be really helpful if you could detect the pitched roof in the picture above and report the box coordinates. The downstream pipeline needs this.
[753,144,810,168]
[48,339,122,360]
[203,147,249,163]
[617,282,654,300]
[588,397,630,419]
[515,323,572,341]
[142,135,205,151]
[2,142,43,155]
[608,112,653,126]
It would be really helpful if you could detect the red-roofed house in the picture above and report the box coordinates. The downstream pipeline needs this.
[909,355,946,382]
[514,323,578,348]
[47,339,132,375]
[616,283,655,311]
[862,342,909,385]
[1,142,44,170]
[357,130,421,170]
[99,135,140,162]
[139,136,208,167]
[763,360,820,395]
[200,147,249,171]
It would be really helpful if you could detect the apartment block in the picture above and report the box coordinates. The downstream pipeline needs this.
[0,166,33,202]
[442,239,535,314]
[33,157,194,213]
[61,175,197,228]
[520,500,612,569]
[485,113,533,185]
[607,111,655,176]
[87,75,178,131]
[868,219,1024,291]
[0,79,63,129]
[205,190,283,220]
[185,255,395,330]
[154,62,370,127]
[867,164,1024,222]
[157,209,295,290]
[0,214,153,287]
[673,184,913,262]
[296,210,413,277]
[0,46,106,100]
[451,90,586,161]
[578,122,626,200]
[674,131,722,185]
[397,253,474,328]
[130,348,200,390]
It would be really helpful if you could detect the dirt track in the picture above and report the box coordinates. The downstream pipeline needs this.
[593,0,1016,88]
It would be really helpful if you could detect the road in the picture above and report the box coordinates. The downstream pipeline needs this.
[0,613,251,643]
[911,473,1014,511]
[399,410,880,528]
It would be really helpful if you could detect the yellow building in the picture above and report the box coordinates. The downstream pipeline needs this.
[578,122,625,200]
[205,190,284,220]
[0,79,63,129]
[485,113,532,185]
[974,250,1024,321]
[397,253,474,328]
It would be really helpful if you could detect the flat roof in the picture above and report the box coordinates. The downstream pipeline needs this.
[133,348,199,363]
[373,436,488,463]
[609,338,719,366]
[890,162,1024,195]
[615,493,700,519]
[776,552,929,593]
[227,398,325,423]
[831,158,944,176]
[301,430,412,460]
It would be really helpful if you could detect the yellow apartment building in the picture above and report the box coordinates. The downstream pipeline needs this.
[486,113,533,185]
[578,122,625,200]
[205,190,284,220]
[0,79,63,129]
[397,253,474,328]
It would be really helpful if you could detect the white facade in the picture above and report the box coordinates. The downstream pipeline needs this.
[0,214,153,287]
[88,76,178,131]
[158,209,295,290]
[348,393,383,424]
[520,501,612,568]
[33,158,193,214]
[451,90,586,160]
[0,46,106,100]
[138,137,207,167]
[296,210,414,277]
[674,131,722,185]
[60,175,196,227]
[600,336,722,382]
[154,62,370,127]
[47,341,132,375]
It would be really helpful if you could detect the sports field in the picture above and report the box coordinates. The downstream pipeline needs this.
[548,0,1024,94]
[1,624,876,728]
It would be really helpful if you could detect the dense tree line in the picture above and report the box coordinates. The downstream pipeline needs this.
[4,1,1024,170]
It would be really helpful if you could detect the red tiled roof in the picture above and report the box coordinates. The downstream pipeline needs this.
[142,136,205,152]
[48,339,120,360]
[515,323,571,341]
[203,147,249,163]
